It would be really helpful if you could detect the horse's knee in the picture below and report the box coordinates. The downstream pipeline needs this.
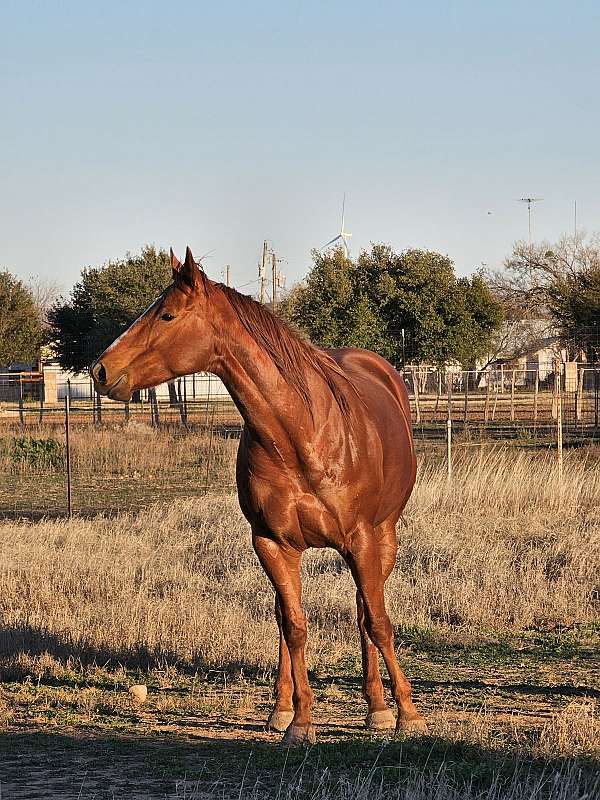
[282,611,307,650]
[367,614,393,650]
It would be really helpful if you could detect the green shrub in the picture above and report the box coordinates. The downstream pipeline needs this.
[10,437,64,470]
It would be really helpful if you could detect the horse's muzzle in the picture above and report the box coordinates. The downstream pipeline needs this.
[91,361,131,401]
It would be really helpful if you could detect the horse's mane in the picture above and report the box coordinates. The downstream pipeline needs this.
[219,284,354,419]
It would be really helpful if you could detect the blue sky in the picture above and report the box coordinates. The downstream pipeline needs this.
[1,1,599,295]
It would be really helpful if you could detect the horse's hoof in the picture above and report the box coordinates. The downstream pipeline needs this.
[266,709,294,732]
[281,723,317,746]
[396,715,428,735]
[365,709,396,730]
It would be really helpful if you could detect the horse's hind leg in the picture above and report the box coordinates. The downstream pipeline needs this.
[348,521,426,734]
[266,595,295,732]
[356,518,397,730]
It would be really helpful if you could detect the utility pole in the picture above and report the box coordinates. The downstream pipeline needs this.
[272,251,278,313]
[518,197,543,250]
[259,240,268,303]
[225,264,230,287]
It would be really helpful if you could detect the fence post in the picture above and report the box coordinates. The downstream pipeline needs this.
[595,369,599,429]
[556,367,563,481]
[446,418,452,480]
[432,370,442,421]
[96,390,102,424]
[575,366,584,424]
[510,369,515,422]
[65,380,72,517]
[39,375,44,423]
[447,377,453,480]
[150,388,160,427]
[203,402,216,493]
[18,374,24,429]
[484,373,490,423]
[412,367,421,424]
[463,371,469,423]
[183,376,188,426]
[124,401,130,424]
[533,369,539,431]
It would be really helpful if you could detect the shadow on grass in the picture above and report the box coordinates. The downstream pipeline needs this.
[0,727,597,800]
[2,622,599,711]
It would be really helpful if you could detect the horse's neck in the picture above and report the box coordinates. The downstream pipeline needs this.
[210,309,310,452]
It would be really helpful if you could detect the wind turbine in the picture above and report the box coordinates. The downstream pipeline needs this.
[322,194,352,257]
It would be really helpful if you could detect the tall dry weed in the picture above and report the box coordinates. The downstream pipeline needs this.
[0,449,597,675]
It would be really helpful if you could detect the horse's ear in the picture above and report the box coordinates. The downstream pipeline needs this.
[178,245,209,294]
[170,248,182,281]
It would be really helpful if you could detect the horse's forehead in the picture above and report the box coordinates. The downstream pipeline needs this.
[163,283,192,307]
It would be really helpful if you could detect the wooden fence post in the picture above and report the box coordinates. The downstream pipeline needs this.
[433,370,442,421]
[412,367,421,424]
[149,388,159,427]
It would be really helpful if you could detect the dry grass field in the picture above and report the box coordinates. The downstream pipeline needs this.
[0,448,598,798]
[0,421,238,516]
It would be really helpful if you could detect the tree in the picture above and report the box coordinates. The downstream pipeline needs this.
[281,245,503,368]
[0,271,45,366]
[548,263,600,360]
[487,233,600,360]
[48,245,172,372]
[28,276,62,326]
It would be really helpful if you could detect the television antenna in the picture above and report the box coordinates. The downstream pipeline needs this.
[322,194,352,257]
[517,197,543,248]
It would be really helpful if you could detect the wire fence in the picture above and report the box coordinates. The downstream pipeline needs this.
[1,364,598,519]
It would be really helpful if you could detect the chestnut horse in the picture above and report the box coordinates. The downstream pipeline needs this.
[92,246,425,744]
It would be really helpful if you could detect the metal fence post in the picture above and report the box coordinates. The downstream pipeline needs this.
[18,375,24,429]
[510,369,516,422]
[65,380,72,517]
[447,418,452,480]
[533,369,539,432]
[182,376,188,426]
[556,366,563,481]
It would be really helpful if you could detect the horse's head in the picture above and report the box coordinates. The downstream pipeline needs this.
[91,247,215,401]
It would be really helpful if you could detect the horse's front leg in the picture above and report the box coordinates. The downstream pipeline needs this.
[266,595,295,732]
[253,533,315,745]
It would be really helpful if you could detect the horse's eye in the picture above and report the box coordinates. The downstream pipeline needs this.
[161,313,175,322]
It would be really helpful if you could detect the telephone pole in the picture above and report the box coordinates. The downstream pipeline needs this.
[272,251,278,313]
[225,264,230,287]
[259,240,268,303]
[518,197,543,249]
